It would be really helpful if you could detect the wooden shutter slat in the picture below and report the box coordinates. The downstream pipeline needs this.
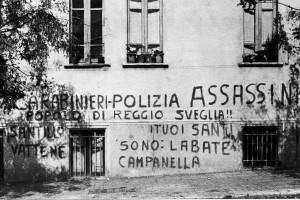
[129,11,142,45]
[244,11,255,45]
[262,9,274,45]
[148,11,160,46]
[256,0,275,51]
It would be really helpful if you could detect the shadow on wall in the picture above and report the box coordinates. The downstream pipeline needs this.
[242,94,300,168]
[279,125,300,168]
[4,138,69,183]
[1,83,85,183]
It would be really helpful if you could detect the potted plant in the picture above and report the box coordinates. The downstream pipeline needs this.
[254,51,268,62]
[137,54,145,63]
[145,50,153,63]
[70,45,83,64]
[242,53,267,63]
[127,45,137,63]
[98,55,105,63]
[70,52,81,64]
[153,50,164,63]
[136,48,145,63]
[262,32,284,62]
[242,53,256,63]
[145,53,153,63]
[90,56,105,64]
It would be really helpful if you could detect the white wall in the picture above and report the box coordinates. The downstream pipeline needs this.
[2,0,299,181]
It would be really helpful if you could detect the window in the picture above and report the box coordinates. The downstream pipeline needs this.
[243,126,278,167]
[127,0,164,64]
[70,129,105,177]
[70,0,104,64]
[242,0,280,64]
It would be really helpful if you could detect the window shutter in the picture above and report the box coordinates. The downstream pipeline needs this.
[128,0,142,46]
[255,0,276,51]
[147,0,160,49]
[243,10,255,54]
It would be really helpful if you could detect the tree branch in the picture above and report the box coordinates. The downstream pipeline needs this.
[6,63,31,76]
[0,11,35,29]
[278,2,300,11]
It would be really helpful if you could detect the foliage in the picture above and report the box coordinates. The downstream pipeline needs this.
[242,13,290,63]
[285,7,300,92]
[0,0,68,112]
[238,0,257,11]
[271,6,300,124]
[288,10,300,40]
[242,53,267,62]
[262,14,290,62]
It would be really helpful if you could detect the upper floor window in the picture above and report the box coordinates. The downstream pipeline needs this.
[242,0,279,63]
[70,0,104,64]
[127,0,164,63]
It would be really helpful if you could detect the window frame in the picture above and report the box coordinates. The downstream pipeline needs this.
[255,0,278,52]
[69,0,105,65]
[69,129,106,177]
[127,0,163,52]
[125,0,168,67]
[240,0,283,67]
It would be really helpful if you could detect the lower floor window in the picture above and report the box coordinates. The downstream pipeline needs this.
[243,126,278,167]
[70,129,105,177]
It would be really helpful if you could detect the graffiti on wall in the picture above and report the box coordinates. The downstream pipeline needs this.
[21,82,293,121]
[118,123,234,169]
[5,82,292,160]
[6,125,66,158]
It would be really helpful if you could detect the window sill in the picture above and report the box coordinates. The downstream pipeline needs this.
[122,63,168,68]
[64,63,111,69]
[238,62,283,67]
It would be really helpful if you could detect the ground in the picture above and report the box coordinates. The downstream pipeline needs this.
[1,168,300,199]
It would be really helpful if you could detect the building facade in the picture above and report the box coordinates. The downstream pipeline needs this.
[1,0,300,182]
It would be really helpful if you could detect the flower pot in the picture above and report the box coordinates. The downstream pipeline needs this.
[137,54,145,63]
[127,53,136,63]
[70,55,81,64]
[145,55,152,63]
[98,56,105,63]
[155,55,163,63]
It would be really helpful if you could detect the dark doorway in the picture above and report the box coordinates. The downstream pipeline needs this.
[0,130,3,180]
[70,129,105,177]
[243,126,278,167]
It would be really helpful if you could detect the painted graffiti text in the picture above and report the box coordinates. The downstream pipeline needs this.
[175,109,232,120]
[11,144,66,158]
[114,110,163,120]
[27,94,180,110]
[119,156,200,169]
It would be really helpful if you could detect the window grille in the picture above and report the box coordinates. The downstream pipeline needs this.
[70,129,105,177]
[243,126,278,167]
